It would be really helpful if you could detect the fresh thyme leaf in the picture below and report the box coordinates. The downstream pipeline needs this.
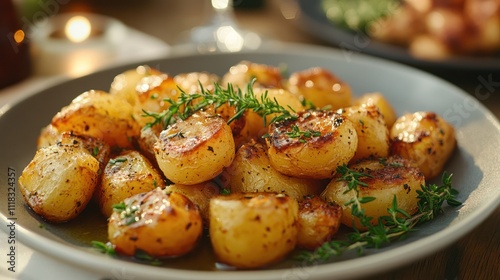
[109,158,127,165]
[295,169,462,264]
[112,201,140,225]
[220,188,231,195]
[286,125,322,143]
[142,79,300,132]
[91,241,116,256]
[134,250,163,266]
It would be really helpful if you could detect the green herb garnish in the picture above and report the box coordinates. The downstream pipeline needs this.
[295,169,461,264]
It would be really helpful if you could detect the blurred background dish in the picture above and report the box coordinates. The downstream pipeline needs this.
[295,0,500,70]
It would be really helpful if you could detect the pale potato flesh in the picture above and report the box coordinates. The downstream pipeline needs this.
[209,193,298,268]
[19,143,100,223]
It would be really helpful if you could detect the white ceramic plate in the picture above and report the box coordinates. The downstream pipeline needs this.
[295,0,500,70]
[1,44,499,280]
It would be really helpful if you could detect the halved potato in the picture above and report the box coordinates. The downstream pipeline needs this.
[19,143,100,223]
[209,192,298,268]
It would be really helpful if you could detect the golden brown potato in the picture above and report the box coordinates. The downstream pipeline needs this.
[266,110,358,179]
[58,132,111,178]
[174,71,219,94]
[218,141,327,201]
[108,188,203,257]
[163,181,220,224]
[354,92,397,128]
[96,150,166,218]
[37,124,62,149]
[51,90,142,148]
[209,192,298,268]
[338,104,390,163]
[134,73,180,118]
[154,111,235,185]
[286,67,352,110]
[296,196,343,250]
[244,88,306,139]
[222,60,283,89]
[390,111,456,180]
[137,122,163,163]
[109,65,161,107]
[18,143,100,223]
[321,156,424,229]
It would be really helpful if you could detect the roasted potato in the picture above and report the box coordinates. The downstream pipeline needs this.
[286,67,352,110]
[296,196,343,250]
[354,92,397,128]
[222,60,283,89]
[321,156,425,229]
[108,188,203,257]
[154,111,235,185]
[266,110,358,179]
[218,141,327,201]
[96,150,166,217]
[51,90,142,148]
[174,71,219,94]
[244,88,305,139]
[163,181,220,224]
[338,104,390,163]
[37,124,62,149]
[19,143,100,223]
[390,111,456,180]
[209,192,298,268]
[109,65,161,107]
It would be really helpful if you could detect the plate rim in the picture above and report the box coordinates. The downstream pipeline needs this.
[1,43,499,280]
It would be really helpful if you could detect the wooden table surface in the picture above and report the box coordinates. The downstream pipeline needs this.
[28,0,500,279]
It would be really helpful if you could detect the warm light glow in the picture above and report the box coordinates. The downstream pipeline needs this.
[216,25,244,52]
[65,16,92,43]
[212,0,229,10]
[13,30,25,44]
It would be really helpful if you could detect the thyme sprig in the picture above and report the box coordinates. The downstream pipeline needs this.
[286,125,322,143]
[295,169,462,264]
[142,80,297,130]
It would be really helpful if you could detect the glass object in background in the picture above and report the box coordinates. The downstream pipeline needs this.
[177,0,262,53]
[0,0,31,89]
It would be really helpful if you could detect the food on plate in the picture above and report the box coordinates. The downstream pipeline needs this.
[354,92,397,128]
[322,0,500,59]
[266,110,358,179]
[390,111,456,180]
[19,61,460,269]
[209,192,299,268]
[296,196,343,250]
[108,188,203,257]
[51,90,142,148]
[219,140,326,201]
[337,104,390,163]
[96,150,166,217]
[19,142,100,223]
[321,156,425,229]
[286,66,353,110]
[154,111,235,185]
